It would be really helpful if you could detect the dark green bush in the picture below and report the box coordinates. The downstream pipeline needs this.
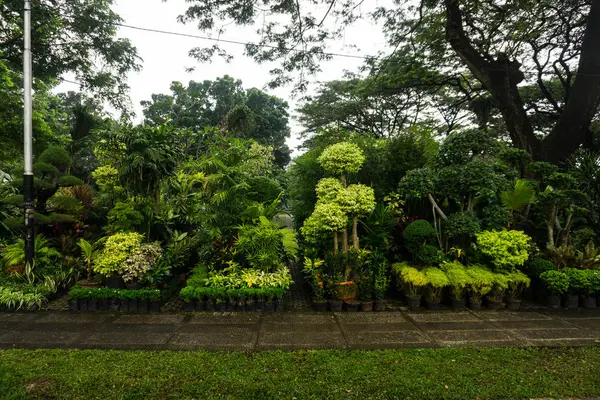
[526,257,555,277]
[403,220,437,252]
[539,270,569,296]
[38,146,71,171]
[444,212,481,238]
[68,287,161,301]
[416,245,445,266]
[563,268,590,295]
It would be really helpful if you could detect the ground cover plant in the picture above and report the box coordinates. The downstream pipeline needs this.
[0,348,599,399]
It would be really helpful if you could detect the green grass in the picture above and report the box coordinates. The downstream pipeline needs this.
[0,347,599,399]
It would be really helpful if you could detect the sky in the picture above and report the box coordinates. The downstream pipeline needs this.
[57,0,389,155]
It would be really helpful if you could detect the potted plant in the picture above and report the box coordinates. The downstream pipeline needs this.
[125,290,139,312]
[582,270,599,308]
[304,257,327,311]
[356,274,373,312]
[181,287,196,312]
[94,233,144,289]
[465,266,494,310]
[441,261,471,309]
[505,270,531,310]
[77,239,102,288]
[274,288,285,312]
[563,268,588,309]
[68,287,81,312]
[485,272,509,310]
[327,276,343,311]
[205,288,216,312]
[539,270,569,308]
[122,242,162,290]
[194,287,206,312]
[215,288,227,312]
[149,290,161,312]
[393,262,426,308]
[423,267,448,310]
[225,289,237,312]
[263,287,276,312]
[87,289,99,312]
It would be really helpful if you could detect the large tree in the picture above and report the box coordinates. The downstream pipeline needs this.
[176,0,600,162]
[141,76,292,166]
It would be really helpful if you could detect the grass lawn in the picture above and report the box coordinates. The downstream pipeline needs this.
[0,347,598,399]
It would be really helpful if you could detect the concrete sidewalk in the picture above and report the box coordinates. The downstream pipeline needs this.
[0,309,598,351]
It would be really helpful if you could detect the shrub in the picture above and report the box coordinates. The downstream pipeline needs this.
[444,212,481,239]
[441,261,472,300]
[38,146,71,171]
[422,267,449,301]
[475,230,531,273]
[586,270,600,295]
[505,270,531,299]
[465,265,495,301]
[392,262,427,298]
[121,242,162,283]
[107,202,144,233]
[539,270,570,296]
[416,245,445,266]
[93,232,144,277]
[563,268,590,295]
[526,257,555,277]
[403,220,437,253]
[371,253,389,300]
[317,142,365,176]
[67,287,161,301]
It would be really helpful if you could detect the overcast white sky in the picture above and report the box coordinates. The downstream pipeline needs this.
[58,0,389,154]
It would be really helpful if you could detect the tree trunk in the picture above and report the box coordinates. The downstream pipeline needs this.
[444,0,600,162]
[352,215,359,250]
[333,231,338,254]
[342,227,349,255]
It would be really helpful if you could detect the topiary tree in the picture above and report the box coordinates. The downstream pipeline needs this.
[403,220,438,254]
[343,184,376,250]
[317,142,365,185]
[300,202,347,253]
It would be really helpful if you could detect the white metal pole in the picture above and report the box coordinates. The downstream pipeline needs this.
[23,0,35,265]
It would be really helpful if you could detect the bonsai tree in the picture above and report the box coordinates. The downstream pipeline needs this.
[475,229,531,273]
[301,202,347,253]
[344,184,375,250]
[315,141,365,254]
[505,270,531,300]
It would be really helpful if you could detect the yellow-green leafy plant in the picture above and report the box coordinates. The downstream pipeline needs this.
[489,271,510,300]
[422,267,449,302]
[317,142,365,183]
[465,265,495,301]
[475,229,531,273]
[93,232,144,277]
[441,261,472,300]
[505,270,531,299]
[343,184,376,249]
[392,262,427,298]
[301,202,347,253]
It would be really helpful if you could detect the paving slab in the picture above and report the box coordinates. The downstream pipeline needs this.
[345,331,430,348]
[0,330,83,345]
[34,313,114,323]
[262,313,336,324]
[262,322,340,333]
[178,323,256,334]
[17,322,104,332]
[564,319,600,331]
[407,312,479,322]
[492,319,574,330]
[170,331,256,350]
[477,311,552,321]
[111,314,186,324]
[257,331,346,350]
[85,332,172,346]
[187,313,260,325]
[416,321,498,331]
[334,312,410,324]
[513,328,598,340]
[427,329,514,343]
[0,313,39,322]
[341,323,418,333]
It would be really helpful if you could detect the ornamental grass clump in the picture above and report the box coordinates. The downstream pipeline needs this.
[441,261,472,300]
[422,267,449,302]
[505,270,531,299]
[475,229,531,273]
[392,262,427,298]
[465,265,495,302]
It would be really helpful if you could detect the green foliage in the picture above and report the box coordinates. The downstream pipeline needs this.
[68,287,161,301]
[317,142,365,176]
[465,265,496,301]
[107,202,144,233]
[539,270,570,296]
[444,212,481,239]
[121,242,162,283]
[301,202,347,240]
[372,258,390,300]
[1,235,61,270]
[392,262,427,298]
[563,268,590,295]
[422,267,449,301]
[505,270,531,299]
[315,178,345,203]
[441,261,472,300]
[77,238,94,280]
[56,176,84,187]
[344,184,376,216]
[476,230,531,273]
[415,245,445,266]
[525,257,555,277]
[501,179,536,212]
[397,168,435,200]
[38,146,72,171]
[403,220,437,253]
[92,232,144,277]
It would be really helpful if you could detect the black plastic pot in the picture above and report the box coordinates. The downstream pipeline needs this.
[216,302,227,312]
[225,300,235,312]
[120,300,129,312]
[373,299,386,311]
[88,299,99,311]
[360,301,373,312]
[312,300,328,312]
[205,299,215,312]
[128,299,139,312]
[254,299,264,312]
[582,295,597,309]
[184,300,195,312]
[236,300,247,312]
[406,295,422,309]
[78,299,88,312]
[344,300,360,312]
[68,299,78,312]
[547,295,561,308]
[275,300,285,312]
[105,274,125,289]
[109,299,120,312]
[195,299,206,312]
[138,300,149,313]
[451,297,466,310]
[565,294,579,309]
[505,298,522,311]
[264,301,275,312]
[150,300,161,312]
[468,298,482,310]
[329,300,343,312]
[425,299,440,310]
[485,297,504,310]
[99,299,109,312]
